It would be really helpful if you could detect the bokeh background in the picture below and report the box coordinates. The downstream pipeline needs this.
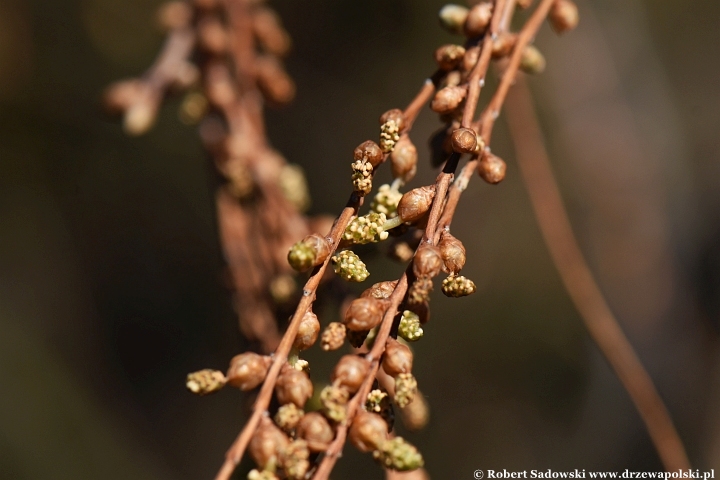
[2,0,720,478]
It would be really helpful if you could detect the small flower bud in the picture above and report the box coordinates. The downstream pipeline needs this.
[442,275,477,297]
[492,32,517,58]
[394,373,418,408]
[354,140,384,168]
[256,56,296,105]
[366,389,389,414]
[287,234,331,272]
[351,159,373,195]
[350,411,389,452]
[399,390,430,431]
[408,277,433,305]
[463,2,493,37]
[276,368,313,408]
[413,244,443,279]
[520,45,546,74]
[344,297,385,332]
[186,369,226,395]
[226,352,271,390]
[462,47,480,73]
[279,164,311,211]
[434,44,466,71]
[296,412,334,452]
[343,212,388,244]
[371,184,403,218]
[439,232,466,274]
[397,186,436,224]
[398,311,424,342]
[549,0,579,34]
[249,417,289,469]
[320,384,350,422]
[451,127,484,154]
[380,119,401,153]
[321,322,346,351]
[430,85,467,115]
[332,355,370,393]
[332,250,370,282]
[280,439,309,480]
[478,152,507,184]
[389,241,415,263]
[379,109,406,132]
[275,403,304,432]
[347,329,370,348]
[270,274,296,304]
[390,136,418,183]
[252,8,292,57]
[383,338,413,377]
[294,311,320,350]
[373,436,424,471]
[361,280,399,300]
[438,4,469,35]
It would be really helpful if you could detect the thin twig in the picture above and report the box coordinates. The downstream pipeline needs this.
[504,76,690,471]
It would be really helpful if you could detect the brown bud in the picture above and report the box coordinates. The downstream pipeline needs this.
[443,70,463,88]
[516,0,534,8]
[451,127,482,154]
[344,297,384,332]
[399,389,430,431]
[197,16,228,55]
[294,311,320,350]
[397,186,436,224]
[256,56,296,105]
[321,322,346,351]
[252,7,292,57]
[102,80,143,114]
[463,2,493,37]
[361,280,399,300]
[157,1,192,31]
[430,86,467,114]
[549,0,579,34]
[379,109,406,132]
[478,152,507,184]
[492,32,517,58]
[382,338,413,377]
[353,140,385,168]
[438,4,469,35]
[520,45,546,74]
[226,352,271,390]
[249,417,289,469]
[434,44,466,71]
[288,233,331,272]
[439,232,466,274]
[462,47,480,73]
[390,136,418,183]
[276,368,313,408]
[331,355,370,393]
[296,412,334,452]
[349,411,389,452]
[413,244,443,279]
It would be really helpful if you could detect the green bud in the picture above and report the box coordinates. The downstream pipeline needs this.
[398,311,424,342]
[332,250,370,282]
[373,436,424,471]
[394,373,417,408]
[441,275,477,297]
[343,212,389,244]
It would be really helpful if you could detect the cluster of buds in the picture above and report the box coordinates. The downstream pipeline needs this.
[343,212,389,244]
[371,184,403,218]
[332,250,370,282]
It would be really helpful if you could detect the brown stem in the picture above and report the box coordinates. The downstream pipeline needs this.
[505,76,690,471]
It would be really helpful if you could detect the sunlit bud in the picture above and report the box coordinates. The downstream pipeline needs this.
[321,322,347,351]
[186,369,226,395]
[492,32,517,58]
[430,86,467,115]
[397,186,436,224]
[394,373,418,408]
[226,352,271,390]
[276,368,313,408]
[371,184,403,218]
[287,233,332,272]
[451,127,484,154]
[344,297,384,332]
[439,232,466,274]
[373,436,424,471]
[413,244,443,279]
[350,411,389,452]
[434,44,466,71]
[379,109,407,133]
[398,311,424,342]
[463,2,493,37]
[382,338,414,377]
[320,384,350,422]
[441,275,477,297]
[549,0,579,34]
[408,277,433,306]
[332,250,369,282]
[389,241,415,263]
[343,212,388,244]
[332,355,370,393]
[361,280,399,300]
[380,119,401,153]
[354,140,385,168]
[280,439,309,480]
[157,1,192,31]
[478,152,507,184]
[520,45,546,74]
[293,311,320,350]
[249,417,290,469]
[439,4,470,35]
[390,136,418,183]
[252,7,292,57]
[292,412,332,453]
[275,403,304,432]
